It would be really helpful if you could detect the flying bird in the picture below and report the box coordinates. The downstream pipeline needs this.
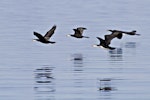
[67,27,89,38]
[106,30,123,45]
[93,30,123,50]
[95,37,116,50]
[33,25,56,44]
[108,30,140,36]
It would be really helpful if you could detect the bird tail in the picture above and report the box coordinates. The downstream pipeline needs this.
[49,41,56,44]
[83,36,89,38]
[108,46,116,50]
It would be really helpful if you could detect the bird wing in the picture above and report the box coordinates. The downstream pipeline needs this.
[73,29,82,37]
[112,31,123,39]
[77,27,87,35]
[108,30,123,39]
[105,32,122,45]
[44,25,56,40]
[34,32,45,41]
[104,34,116,45]
[96,37,105,45]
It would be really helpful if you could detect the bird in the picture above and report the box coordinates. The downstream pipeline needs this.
[123,30,140,36]
[105,30,124,44]
[99,87,112,91]
[33,25,56,44]
[95,37,116,50]
[108,29,140,36]
[93,30,123,50]
[67,27,89,38]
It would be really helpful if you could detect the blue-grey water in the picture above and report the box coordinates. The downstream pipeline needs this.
[0,0,150,100]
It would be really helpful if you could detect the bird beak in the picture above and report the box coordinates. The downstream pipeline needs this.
[67,34,71,37]
[132,30,136,32]
[92,44,97,47]
[32,39,36,42]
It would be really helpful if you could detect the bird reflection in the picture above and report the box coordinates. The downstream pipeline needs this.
[99,78,115,92]
[108,48,123,61]
[71,53,85,89]
[34,66,55,100]
[124,42,136,48]
[71,53,84,72]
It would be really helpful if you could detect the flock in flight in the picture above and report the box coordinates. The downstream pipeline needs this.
[33,25,140,50]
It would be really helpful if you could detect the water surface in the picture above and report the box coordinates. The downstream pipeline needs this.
[0,0,150,100]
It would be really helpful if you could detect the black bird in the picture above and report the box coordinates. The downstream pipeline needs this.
[123,30,140,36]
[95,37,116,50]
[33,25,56,44]
[94,31,123,50]
[107,30,124,39]
[68,27,89,38]
[108,29,140,36]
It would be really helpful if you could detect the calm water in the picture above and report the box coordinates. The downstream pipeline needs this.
[0,0,150,100]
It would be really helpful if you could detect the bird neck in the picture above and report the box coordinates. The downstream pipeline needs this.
[67,34,74,37]
[33,39,39,41]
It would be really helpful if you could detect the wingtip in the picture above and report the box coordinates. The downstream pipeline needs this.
[33,31,35,34]
[52,25,57,28]
[96,37,100,40]
[33,31,38,35]
[96,37,101,39]
[96,37,102,41]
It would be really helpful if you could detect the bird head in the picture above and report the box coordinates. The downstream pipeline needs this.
[132,30,136,33]
[107,30,114,32]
